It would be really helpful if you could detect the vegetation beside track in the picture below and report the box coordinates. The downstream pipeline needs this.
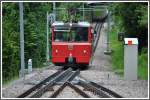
[110,25,148,80]
[109,27,124,76]
[2,2,101,84]
[109,3,148,80]
[2,2,52,84]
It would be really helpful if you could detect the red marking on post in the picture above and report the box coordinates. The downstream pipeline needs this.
[128,40,132,45]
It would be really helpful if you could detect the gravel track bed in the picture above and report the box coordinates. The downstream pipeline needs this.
[2,67,57,98]
[80,70,148,98]
[55,86,83,98]
[41,85,85,98]
[2,69,148,98]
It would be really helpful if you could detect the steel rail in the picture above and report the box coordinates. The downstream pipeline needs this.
[93,23,104,54]
[78,76,122,98]
[89,82,122,98]
[50,69,81,98]
[90,23,103,65]
[17,68,122,98]
[30,68,72,98]
[78,79,111,98]
[51,82,90,98]
[66,82,90,98]
[17,70,62,98]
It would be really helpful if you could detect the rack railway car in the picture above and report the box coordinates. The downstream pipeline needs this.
[51,21,93,67]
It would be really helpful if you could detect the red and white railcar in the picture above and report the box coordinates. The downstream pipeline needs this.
[51,21,93,67]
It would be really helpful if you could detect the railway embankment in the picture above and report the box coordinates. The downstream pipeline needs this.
[2,23,148,98]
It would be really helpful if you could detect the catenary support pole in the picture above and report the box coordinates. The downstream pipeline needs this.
[104,9,112,55]
[83,3,85,21]
[53,2,56,21]
[19,2,25,77]
[46,12,50,62]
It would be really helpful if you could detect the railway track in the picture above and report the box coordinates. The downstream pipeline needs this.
[90,22,104,65]
[17,22,120,98]
[92,22,103,54]
[17,68,122,98]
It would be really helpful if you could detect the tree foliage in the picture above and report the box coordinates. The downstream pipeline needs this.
[2,2,52,82]
[110,2,148,49]
[56,3,94,22]
[56,3,83,22]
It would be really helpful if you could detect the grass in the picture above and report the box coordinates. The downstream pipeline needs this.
[110,27,124,76]
[2,75,19,86]
[2,61,53,85]
[110,26,148,80]
[138,48,148,79]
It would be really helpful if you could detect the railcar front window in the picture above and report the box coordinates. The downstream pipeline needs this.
[54,26,88,42]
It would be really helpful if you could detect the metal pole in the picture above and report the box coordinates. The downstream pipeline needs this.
[53,2,56,21]
[107,11,110,51]
[19,2,25,77]
[83,3,84,21]
[104,9,112,55]
[46,12,50,62]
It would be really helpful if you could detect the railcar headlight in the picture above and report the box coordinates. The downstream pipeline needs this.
[55,49,58,53]
[83,50,87,54]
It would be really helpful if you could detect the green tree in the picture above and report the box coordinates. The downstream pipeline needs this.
[2,2,52,83]
[110,2,148,49]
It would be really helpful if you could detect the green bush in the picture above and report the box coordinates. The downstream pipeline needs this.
[2,2,52,84]
[110,26,124,75]
[138,48,148,79]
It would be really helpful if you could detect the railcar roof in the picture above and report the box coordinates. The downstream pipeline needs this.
[52,21,90,27]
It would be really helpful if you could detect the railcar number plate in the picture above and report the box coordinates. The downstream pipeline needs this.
[68,44,73,50]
